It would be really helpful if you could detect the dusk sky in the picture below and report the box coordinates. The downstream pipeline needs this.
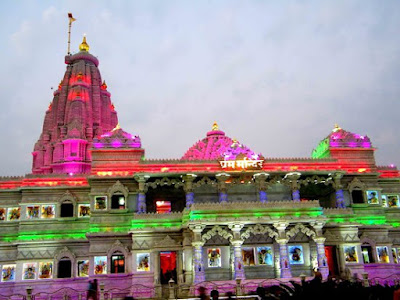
[1,1,399,176]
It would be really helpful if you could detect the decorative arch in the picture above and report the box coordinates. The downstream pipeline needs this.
[57,190,77,217]
[54,247,76,278]
[107,181,129,199]
[145,177,184,190]
[193,176,217,188]
[241,224,278,241]
[286,224,316,240]
[347,177,366,192]
[298,175,334,187]
[107,240,130,257]
[202,225,233,243]
[360,236,376,247]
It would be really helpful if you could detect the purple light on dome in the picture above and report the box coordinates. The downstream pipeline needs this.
[330,141,340,147]
[93,142,104,148]
[362,142,371,148]
[390,164,395,168]
[348,142,357,148]
[111,139,122,148]
[130,142,141,148]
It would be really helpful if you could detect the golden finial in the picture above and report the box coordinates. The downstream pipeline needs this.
[58,80,63,90]
[332,123,342,132]
[79,34,90,52]
[212,121,219,131]
[112,123,121,131]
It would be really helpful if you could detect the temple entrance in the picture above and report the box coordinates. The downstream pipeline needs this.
[160,251,177,284]
[325,246,339,276]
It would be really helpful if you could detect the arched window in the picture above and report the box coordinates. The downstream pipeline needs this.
[108,181,129,210]
[58,257,72,278]
[348,178,366,205]
[58,191,77,218]
[60,201,74,217]
[111,252,125,273]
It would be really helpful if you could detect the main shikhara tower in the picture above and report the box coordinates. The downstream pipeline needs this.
[32,37,118,174]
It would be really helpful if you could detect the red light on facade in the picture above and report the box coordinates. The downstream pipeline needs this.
[156,201,171,214]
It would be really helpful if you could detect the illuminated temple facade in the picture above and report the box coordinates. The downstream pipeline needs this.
[1,38,400,298]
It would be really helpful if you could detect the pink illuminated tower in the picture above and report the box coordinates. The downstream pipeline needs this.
[32,36,118,174]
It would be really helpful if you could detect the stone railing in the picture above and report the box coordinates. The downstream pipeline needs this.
[190,200,321,211]
[323,207,354,215]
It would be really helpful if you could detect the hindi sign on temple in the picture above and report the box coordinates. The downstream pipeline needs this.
[219,158,263,170]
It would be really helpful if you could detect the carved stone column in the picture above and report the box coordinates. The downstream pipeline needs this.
[152,250,160,285]
[190,224,206,283]
[286,172,301,202]
[333,172,346,208]
[254,173,269,203]
[274,222,291,278]
[314,237,329,279]
[311,221,329,278]
[277,239,292,278]
[216,173,230,203]
[134,174,149,213]
[182,229,193,283]
[183,174,197,208]
[229,224,245,280]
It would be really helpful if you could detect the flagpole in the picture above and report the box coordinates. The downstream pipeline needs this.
[67,13,76,55]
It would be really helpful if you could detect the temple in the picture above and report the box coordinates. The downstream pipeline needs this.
[0,35,400,299]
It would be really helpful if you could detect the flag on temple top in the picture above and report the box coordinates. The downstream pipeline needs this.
[68,13,76,22]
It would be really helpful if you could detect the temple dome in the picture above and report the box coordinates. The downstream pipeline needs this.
[93,124,141,149]
[312,124,372,159]
[181,122,263,160]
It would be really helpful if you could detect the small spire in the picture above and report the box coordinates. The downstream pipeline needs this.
[79,34,90,52]
[332,123,342,132]
[212,121,219,131]
[58,80,63,90]
[101,80,107,90]
[112,123,121,131]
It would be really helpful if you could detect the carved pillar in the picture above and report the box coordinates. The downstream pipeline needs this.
[229,224,245,280]
[216,173,230,203]
[274,222,291,278]
[286,172,301,202]
[177,250,184,283]
[134,174,149,213]
[152,250,160,285]
[182,229,193,283]
[183,174,197,208]
[277,239,292,278]
[190,224,206,283]
[333,172,346,208]
[254,173,269,203]
[314,237,329,279]
[311,221,329,278]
